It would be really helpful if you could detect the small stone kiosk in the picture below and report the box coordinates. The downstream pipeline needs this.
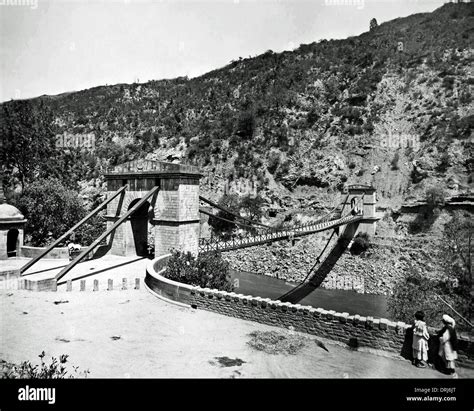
[0,181,26,260]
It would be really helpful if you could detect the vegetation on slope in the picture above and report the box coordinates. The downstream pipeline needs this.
[1,3,472,205]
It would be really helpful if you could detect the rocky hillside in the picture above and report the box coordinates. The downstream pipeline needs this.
[1,3,473,216]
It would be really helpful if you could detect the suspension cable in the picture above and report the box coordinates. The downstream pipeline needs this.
[199,208,264,231]
[278,229,338,300]
[199,196,272,229]
[276,193,363,300]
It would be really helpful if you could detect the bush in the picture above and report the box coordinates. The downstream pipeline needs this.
[267,151,281,174]
[74,214,106,246]
[350,232,370,255]
[16,178,86,247]
[235,109,256,140]
[369,18,378,31]
[164,250,234,291]
[388,269,442,326]
[410,185,444,234]
[208,194,240,239]
[1,351,90,379]
[390,152,400,170]
[425,186,445,212]
[387,267,469,329]
[239,195,264,222]
[306,108,320,127]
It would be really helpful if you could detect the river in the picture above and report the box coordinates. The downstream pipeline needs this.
[229,269,389,318]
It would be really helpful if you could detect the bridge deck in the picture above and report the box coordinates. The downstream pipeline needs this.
[199,213,363,253]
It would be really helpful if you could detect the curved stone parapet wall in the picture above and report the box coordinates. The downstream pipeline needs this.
[145,255,474,369]
[144,254,195,306]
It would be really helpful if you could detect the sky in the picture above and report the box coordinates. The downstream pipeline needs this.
[0,0,450,102]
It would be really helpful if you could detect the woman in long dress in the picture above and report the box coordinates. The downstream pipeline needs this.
[438,314,458,376]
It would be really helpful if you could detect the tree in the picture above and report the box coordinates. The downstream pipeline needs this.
[239,195,264,222]
[74,214,106,246]
[267,150,281,174]
[390,151,400,170]
[15,178,87,246]
[409,187,446,233]
[442,211,472,296]
[1,100,57,190]
[370,18,378,31]
[425,186,445,211]
[350,232,370,255]
[235,109,256,140]
[387,266,445,326]
[387,264,469,329]
[165,250,234,291]
[208,194,241,239]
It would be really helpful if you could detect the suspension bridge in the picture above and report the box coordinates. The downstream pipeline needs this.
[11,160,378,302]
[198,194,363,253]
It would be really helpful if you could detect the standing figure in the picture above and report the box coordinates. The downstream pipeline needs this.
[350,197,360,215]
[412,311,429,368]
[438,314,458,377]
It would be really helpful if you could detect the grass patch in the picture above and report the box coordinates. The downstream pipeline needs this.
[247,330,307,355]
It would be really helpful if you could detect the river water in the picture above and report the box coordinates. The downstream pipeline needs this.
[229,269,389,318]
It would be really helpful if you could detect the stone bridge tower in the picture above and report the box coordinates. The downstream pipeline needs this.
[104,160,201,257]
[344,185,378,236]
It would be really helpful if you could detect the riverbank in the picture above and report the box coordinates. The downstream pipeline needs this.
[223,235,444,295]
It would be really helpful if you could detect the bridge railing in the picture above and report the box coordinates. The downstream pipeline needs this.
[199,213,363,253]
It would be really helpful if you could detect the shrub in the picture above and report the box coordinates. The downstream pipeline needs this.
[442,76,455,91]
[208,194,241,239]
[390,152,400,170]
[350,232,370,255]
[267,151,281,174]
[74,214,106,246]
[306,108,320,127]
[16,178,86,247]
[369,18,378,31]
[387,266,469,329]
[275,160,290,181]
[388,269,442,326]
[435,151,450,172]
[408,186,446,233]
[235,109,256,140]
[425,186,445,211]
[2,351,90,379]
[239,195,264,222]
[164,250,234,291]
